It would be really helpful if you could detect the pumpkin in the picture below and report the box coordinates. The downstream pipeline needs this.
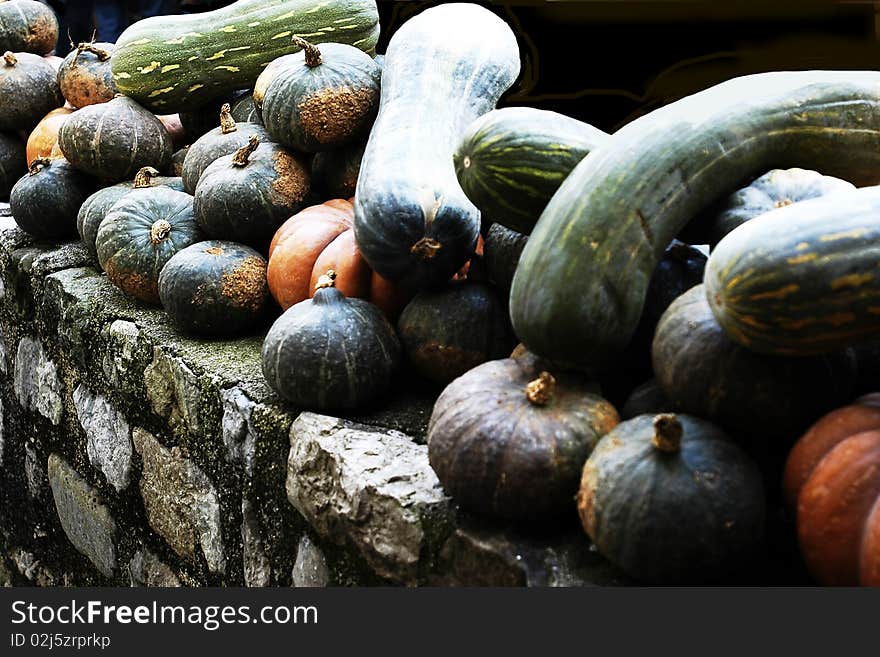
[483,222,527,300]
[253,54,297,111]
[96,184,202,304]
[157,114,186,150]
[261,270,401,411]
[57,42,118,109]
[353,3,520,288]
[9,156,94,239]
[25,106,73,164]
[311,138,365,200]
[267,198,414,318]
[428,352,619,520]
[620,379,673,420]
[58,95,173,182]
[0,130,25,200]
[180,103,270,194]
[262,37,380,153]
[397,280,516,385]
[0,0,58,55]
[159,240,269,336]
[230,93,262,125]
[0,51,62,132]
[577,413,765,583]
[178,94,237,142]
[783,395,880,585]
[193,135,310,247]
[169,147,189,177]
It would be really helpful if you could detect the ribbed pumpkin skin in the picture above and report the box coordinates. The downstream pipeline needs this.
[180,119,270,194]
[109,0,381,113]
[253,54,297,111]
[577,414,765,583]
[262,42,380,153]
[397,280,516,385]
[261,283,401,411]
[230,94,262,125]
[96,188,202,304]
[10,158,95,239]
[58,96,173,182]
[311,138,365,199]
[454,107,609,235]
[653,285,856,440]
[0,51,62,131]
[159,240,269,336]
[57,42,118,108]
[194,140,310,247]
[0,0,58,55]
[25,106,73,163]
[511,72,880,371]
[706,185,880,356]
[683,168,855,248]
[0,131,25,199]
[353,4,520,288]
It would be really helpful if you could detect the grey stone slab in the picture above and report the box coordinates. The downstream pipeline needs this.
[73,384,133,492]
[13,337,63,425]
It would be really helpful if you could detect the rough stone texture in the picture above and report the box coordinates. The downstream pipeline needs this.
[47,454,118,578]
[292,534,330,587]
[13,337,63,425]
[0,325,7,374]
[73,384,132,492]
[132,428,226,575]
[144,350,205,437]
[24,443,46,500]
[101,319,152,392]
[241,498,271,587]
[223,387,256,475]
[0,398,4,468]
[286,413,453,585]
[129,549,181,587]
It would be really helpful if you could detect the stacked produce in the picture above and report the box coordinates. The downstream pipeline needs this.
[4,0,880,586]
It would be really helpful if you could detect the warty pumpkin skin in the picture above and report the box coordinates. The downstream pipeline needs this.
[0,51,62,132]
[25,106,73,164]
[428,353,619,521]
[577,413,765,583]
[57,42,118,109]
[0,0,58,55]
[193,135,310,247]
[261,271,401,411]
[96,185,202,304]
[159,240,269,336]
[58,95,173,182]
[10,156,95,239]
[0,130,25,199]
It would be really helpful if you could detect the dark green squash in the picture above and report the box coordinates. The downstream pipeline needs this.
[230,93,262,125]
[96,185,202,304]
[706,185,880,356]
[181,103,270,194]
[0,130,25,200]
[262,37,380,153]
[0,0,58,55]
[193,135,310,247]
[0,51,62,131]
[511,71,880,371]
[397,279,516,385]
[261,270,401,411]
[353,4,520,288]
[454,107,609,235]
[57,42,118,109]
[577,413,765,583]
[158,240,269,336]
[483,222,527,300]
[311,138,365,200]
[428,352,619,521]
[620,379,673,420]
[10,157,95,239]
[58,95,173,182]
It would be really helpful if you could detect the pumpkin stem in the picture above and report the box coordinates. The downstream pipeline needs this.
[28,157,51,175]
[232,135,260,167]
[149,219,172,244]
[525,371,556,406]
[315,269,337,291]
[652,414,683,453]
[3,52,17,67]
[219,103,237,134]
[133,166,160,188]
[411,237,442,260]
[73,42,111,65]
[292,36,322,68]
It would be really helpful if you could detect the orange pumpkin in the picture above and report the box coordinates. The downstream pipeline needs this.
[783,393,880,586]
[26,106,74,164]
[267,199,415,318]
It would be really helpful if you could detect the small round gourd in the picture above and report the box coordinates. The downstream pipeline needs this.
[10,157,94,239]
[0,51,62,131]
[193,135,310,247]
[428,354,619,520]
[58,95,173,182]
[159,240,269,336]
[577,413,765,583]
[261,270,401,411]
[0,131,26,199]
[57,42,117,108]
[261,37,380,152]
[25,106,73,163]
[0,0,58,55]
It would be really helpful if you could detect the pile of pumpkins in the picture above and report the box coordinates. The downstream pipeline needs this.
[2,0,879,587]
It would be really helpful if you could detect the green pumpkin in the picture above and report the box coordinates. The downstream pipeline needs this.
[0,0,59,55]
[159,240,269,336]
[96,185,202,304]
[10,157,95,239]
[0,131,26,200]
[230,93,262,125]
[261,38,380,153]
[0,51,62,132]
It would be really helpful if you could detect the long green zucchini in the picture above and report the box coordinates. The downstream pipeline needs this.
[705,185,880,355]
[510,71,880,370]
[110,0,380,113]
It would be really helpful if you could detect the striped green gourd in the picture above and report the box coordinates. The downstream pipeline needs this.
[110,0,380,113]
[454,107,609,235]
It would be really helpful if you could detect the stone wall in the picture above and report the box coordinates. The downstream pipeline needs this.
[0,207,626,587]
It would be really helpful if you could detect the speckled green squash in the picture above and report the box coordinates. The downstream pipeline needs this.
[109,0,381,113]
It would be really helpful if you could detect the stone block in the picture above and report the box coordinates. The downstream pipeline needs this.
[73,384,133,492]
[292,535,330,587]
[13,337,63,425]
[241,498,271,587]
[129,549,181,587]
